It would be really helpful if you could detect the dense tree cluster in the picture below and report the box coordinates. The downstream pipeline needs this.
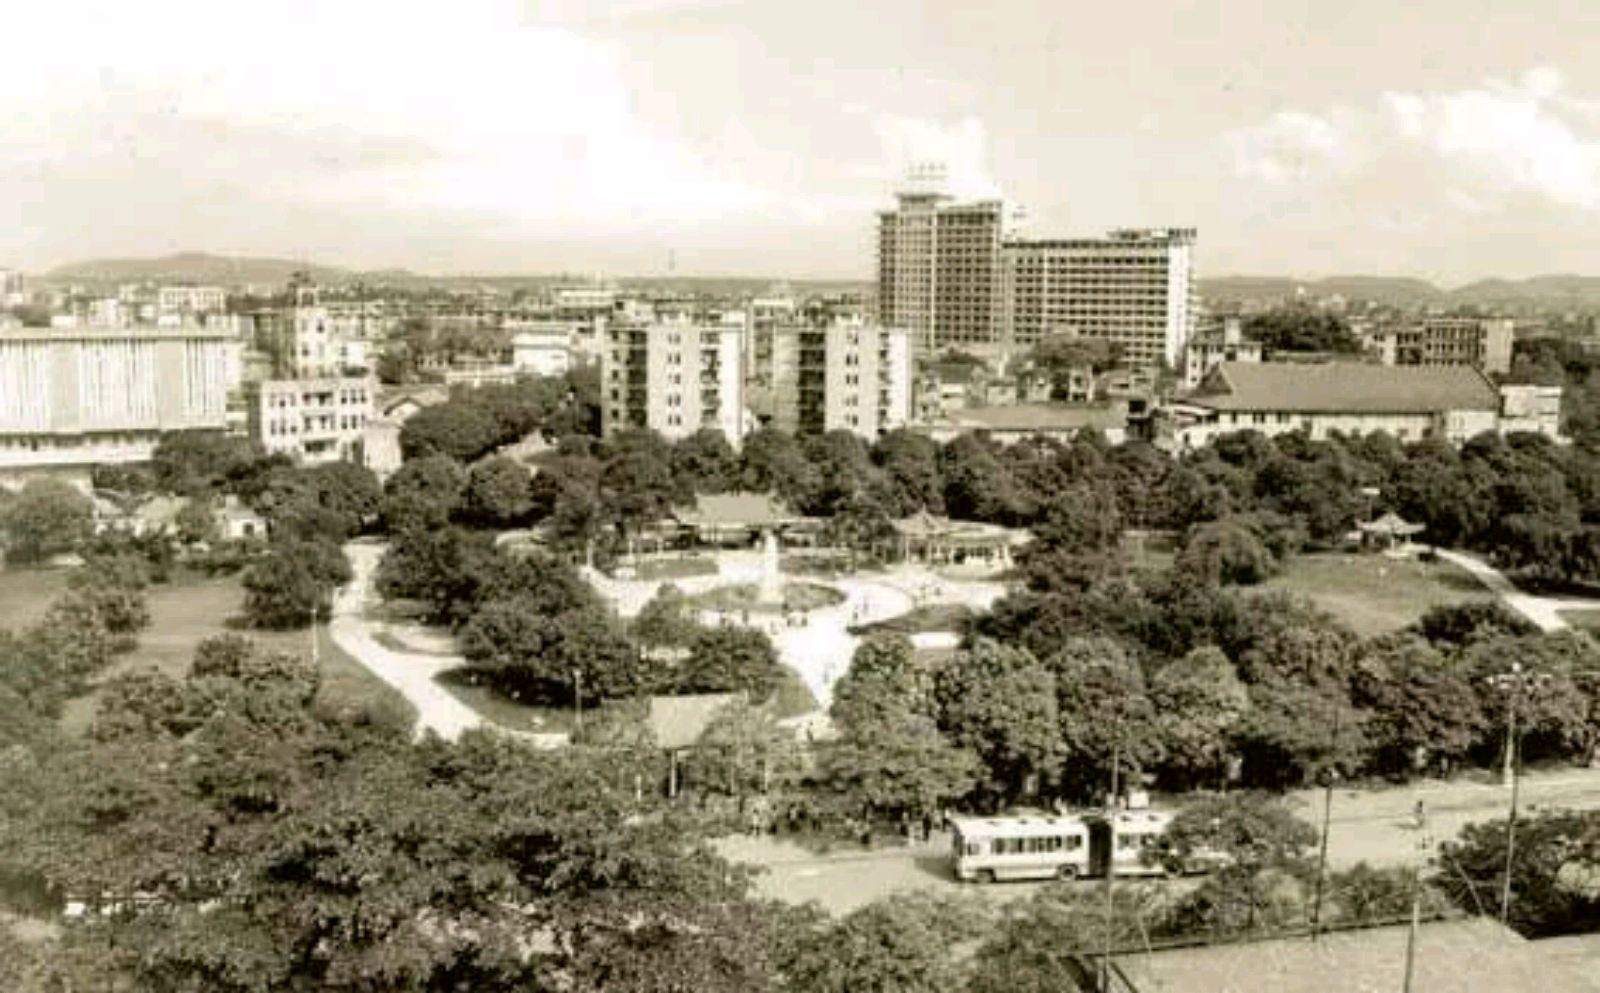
[1241,306,1361,354]
[0,477,96,564]
[397,372,597,462]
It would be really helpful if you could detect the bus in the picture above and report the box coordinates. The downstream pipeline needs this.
[951,809,1210,883]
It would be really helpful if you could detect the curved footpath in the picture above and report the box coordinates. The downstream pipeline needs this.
[1433,548,1573,633]
[332,542,485,742]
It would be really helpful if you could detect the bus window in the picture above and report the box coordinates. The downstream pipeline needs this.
[1065,836,1083,851]
[964,840,985,857]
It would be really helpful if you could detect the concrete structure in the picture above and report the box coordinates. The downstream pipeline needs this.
[0,327,232,481]
[1182,316,1262,390]
[1499,383,1564,439]
[999,227,1198,369]
[156,285,227,318]
[920,402,1128,446]
[246,376,375,464]
[285,280,372,377]
[877,174,1018,353]
[1383,316,1514,375]
[1172,362,1503,446]
[508,321,575,377]
[770,317,911,439]
[0,268,24,307]
[600,319,744,446]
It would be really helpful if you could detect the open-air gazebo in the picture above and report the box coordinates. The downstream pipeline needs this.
[661,492,825,548]
[885,510,1029,571]
[1358,511,1425,552]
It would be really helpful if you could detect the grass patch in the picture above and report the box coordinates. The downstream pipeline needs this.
[0,567,71,628]
[687,582,844,615]
[851,603,976,637]
[623,556,720,581]
[768,666,819,718]
[57,574,416,735]
[1256,552,1495,636]
[1557,609,1600,633]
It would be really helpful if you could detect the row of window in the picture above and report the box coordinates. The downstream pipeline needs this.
[983,835,1085,855]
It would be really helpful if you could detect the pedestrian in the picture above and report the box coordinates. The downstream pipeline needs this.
[921,810,934,843]
[1414,799,1427,831]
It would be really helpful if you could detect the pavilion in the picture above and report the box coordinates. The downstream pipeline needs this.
[1358,511,1425,552]
[884,510,1029,570]
[653,492,824,549]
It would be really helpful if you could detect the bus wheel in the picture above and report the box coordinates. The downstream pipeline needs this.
[1057,865,1079,881]
[978,869,996,885]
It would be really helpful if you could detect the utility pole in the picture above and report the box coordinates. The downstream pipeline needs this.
[1311,708,1342,940]
[1101,736,1121,993]
[1487,662,1542,924]
[573,669,583,733]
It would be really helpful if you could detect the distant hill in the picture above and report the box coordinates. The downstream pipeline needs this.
[39,253,871,296]
[1450,275,1600,307]
[45,253,355,288]
[1201,275,1445,307]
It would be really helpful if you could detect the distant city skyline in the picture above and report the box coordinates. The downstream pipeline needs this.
[8,0,1600,284]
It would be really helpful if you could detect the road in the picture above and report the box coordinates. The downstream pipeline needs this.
[332,542,484,742]
[717,767,1600,915]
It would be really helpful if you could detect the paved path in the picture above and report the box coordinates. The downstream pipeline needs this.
[333,543,485,742]
[1434,549,1576,632]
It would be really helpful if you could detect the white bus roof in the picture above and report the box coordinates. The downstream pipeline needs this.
[949,815,1092,838]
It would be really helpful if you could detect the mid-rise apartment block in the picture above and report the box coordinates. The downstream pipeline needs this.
[999,228,1198,369]
[1384,317,1513,376]
[600,320,744,446]
[1182,316,1262,390]
[246,377,375,465]
[770,318,911,439]
[0,327,233,482]
[877,190,1013,354]
[157,285,227,318]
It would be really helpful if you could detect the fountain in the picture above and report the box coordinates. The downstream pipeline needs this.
[757,529,782,605]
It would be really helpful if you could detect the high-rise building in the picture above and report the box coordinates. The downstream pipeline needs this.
[1385,317,1513,376]
[770,317,912,439]
[999,228,1198,369]
[600,319,745,446]
[877,186,1015,354]
[0,327,233,482]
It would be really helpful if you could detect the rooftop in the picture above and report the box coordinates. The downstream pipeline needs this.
[1111,918,1600,993]
[1187,362,1499,414]
[646,693,745,751]
[949,403,1126,433]
[673,492,805,529]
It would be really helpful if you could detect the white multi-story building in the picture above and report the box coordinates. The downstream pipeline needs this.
[1381,317,1514,376]
[284,281,373,378]
[999,227,1198,369]
[0,327,233,484]
[247,377,375,465]
[770,318,911,439]
[600,319,744,446]
[157,285,227,318]
[508,321,575,378]
[1182,317,1262,390]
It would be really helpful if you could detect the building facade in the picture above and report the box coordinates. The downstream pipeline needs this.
[0,327,233,482]
[246,377,375,464]
[999,227,1197,369]
[1386,317,1514,375]
[877,190,1013,354]
[770,318,911,439]
[156,285,228,318]
[1182,316,1262,390]
[600,320,744,446]
[508,321,576,378]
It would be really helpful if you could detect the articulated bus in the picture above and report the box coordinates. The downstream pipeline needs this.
[950,810,1203,883]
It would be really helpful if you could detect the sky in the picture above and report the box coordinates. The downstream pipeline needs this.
[7,0,1600,283]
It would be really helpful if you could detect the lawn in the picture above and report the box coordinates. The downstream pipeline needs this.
[1256,552,1495,636]
[435,669,584,734]
[1558,608,1600,634]
[0,567,71,629]
[851,603,976,636]
[56,573,415,735]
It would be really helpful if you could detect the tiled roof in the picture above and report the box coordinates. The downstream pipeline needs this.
[1113,918,1600,993]
[646,693,745,751]
[1188,362,1499,414]
[674,492,801,528]
[953,404,1126,432]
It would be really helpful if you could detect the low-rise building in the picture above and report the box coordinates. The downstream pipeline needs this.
[1379,316,1514,375]
[920,402,1128,446]
[1499,383,1563,438]
[1171,362,1512,447]
[246,377,375,464]
[508,322,575,377]
[1182,316,1262,390]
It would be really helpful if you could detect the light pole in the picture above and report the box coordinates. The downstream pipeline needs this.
[1485,662,1547,924]
[1310,707,1342,940]
[573,669,583,733]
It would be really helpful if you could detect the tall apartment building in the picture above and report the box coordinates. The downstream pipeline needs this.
[770,318,912,439]
[877,191,1013,353]
[0,327,232,482]
[283,279,373,377]
[999,228,1198,369]
[1387,317,1513,376]
[246,377,375,465]
[600,320,744,447]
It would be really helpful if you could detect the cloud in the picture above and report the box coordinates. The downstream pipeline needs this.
[0,0,770,239]
[1230,66,1600,213]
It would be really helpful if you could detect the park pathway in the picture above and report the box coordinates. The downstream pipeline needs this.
[1433,549,1571,632]
[332,542,484,742]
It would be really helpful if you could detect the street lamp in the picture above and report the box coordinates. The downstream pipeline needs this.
[1485,661,1550,924]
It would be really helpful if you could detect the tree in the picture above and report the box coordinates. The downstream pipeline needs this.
[1047,637,1163,801]
[1242,307,1359,353]
[65,552,151,637]
[1177,519,1279,586]
[382,453,467,532]
[873,429,944,515]
[781,892,986,993]
[632,583,701,649]
[1437,810,1600,937]
[671,428,740,495]
[932,640,1064,806]
[465,454,534,526]
[1,477,94,564]
[1031,483,1123,553]
[151,431,267,494]
[969,885,1160,993]
[240,538,350,629]
[688,698,803,804]
[459,599,638,704]
[1353,635,1486,775]
[399,399,501,461]
[680,626,782,699]
[173,495,220,545]
[1161,792,1321,936]
[1411,601,1535,649]
[1149,645,1250,790]
[941,434,1027,524]
[738,427,818,509]
[191,634,321,704]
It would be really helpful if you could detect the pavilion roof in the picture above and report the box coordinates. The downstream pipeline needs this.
[1359,511,1424,536]
[673,492,805,529]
